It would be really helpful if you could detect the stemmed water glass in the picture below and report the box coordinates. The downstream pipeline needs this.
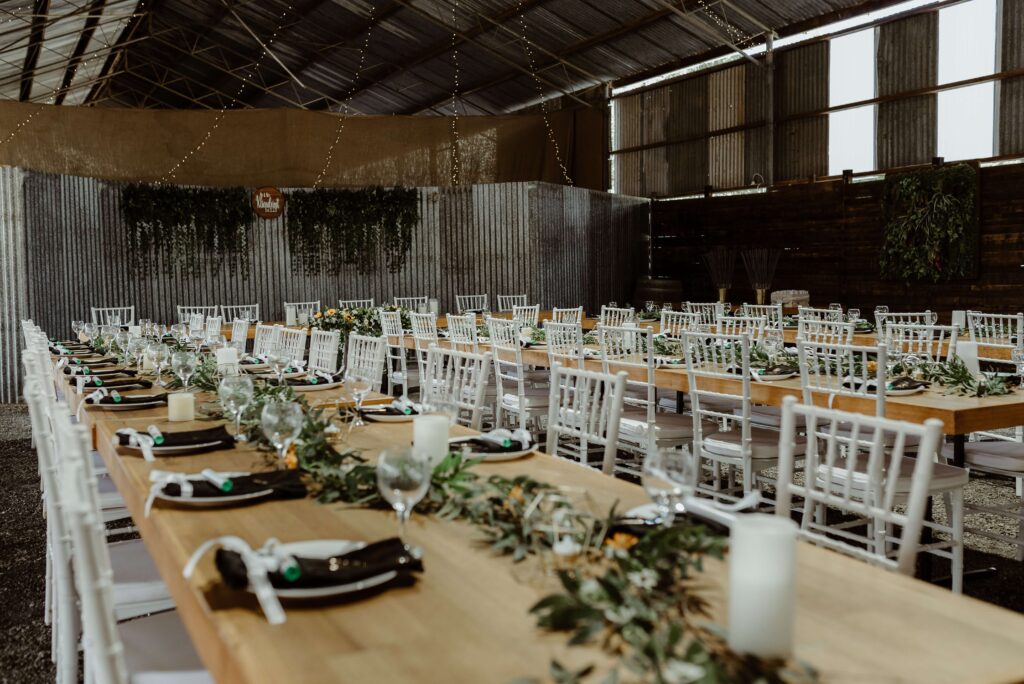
[376,447,431,540]
[645,300,655,313]
[109,313,122,327]
[267,348,292,385]
[128,337,148,369]
[81,322,98,344]
[847,308,861,323]
[762,329,784,364]
[219,376,254,441]
[100,325,116,350]
[642,445,697,527]
[171,351,198,391]
[71,320,84,340]
[345,372,373,426]
[114,330,131,363]
[663,302,673,312]
[261,400,304,462]
[170,324,187,343]
[206,334,228,353]
[147,343,170,385]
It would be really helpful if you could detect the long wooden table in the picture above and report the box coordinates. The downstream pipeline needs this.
[84,390,1024,684]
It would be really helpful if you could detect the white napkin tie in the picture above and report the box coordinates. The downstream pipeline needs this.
[476,428,532,449]
[113,427,155,462]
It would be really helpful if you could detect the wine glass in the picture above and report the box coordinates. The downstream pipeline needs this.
[171,323,187,342]
[847,308,861,323]
[71,320,84,340]
[109,312,121,327]
[219,376,254,441]
[206,334,227,353]
[345,372,373,426]
[261,400,304,462]
[128,337,148,368]
[422,398,460,427]
[663,302,673,312]
[642,445,697,526]
[376,447,431,540]
[829,302,843,313]
[171,351,198,391]
[645,300,655,313]
[267,348,291,385]
[81,322,98,344]
[147,343,170,385]
[100,325,116,350]
[609,301,618,309]
[762,328,783,364]
[114,330,131,363]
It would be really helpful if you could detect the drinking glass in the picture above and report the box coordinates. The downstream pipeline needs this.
[762,329,784,363]
[663,302,673,312]
[171,323,187,342]
[376,447,431,540]
[138,319,151,335]
[109,313,121,327]
[261,400,304,462]
[345,373,373,426]
[206,334,227,353]
[847,308,861,322]
[829,303,843,312]
[114,330,131,362]
[875,305,889,316]
[82,322,98,344]
[219,376,254,441]
[645,300,655,312]
[71,320,84,339]
[147,343,170,385]
[128,337,148,368]
[609,301,618,309]
[100,325,116,349]
[642,445,697,526]
[171,351,198,391]
[267,349,291,385]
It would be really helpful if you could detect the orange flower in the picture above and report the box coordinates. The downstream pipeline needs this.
[867,360,878,374]
[327,308,337,316]
[605,532,639,551]
[508,485,525,504]
[284,445,299,470]
[314,311,323,319]
[344,312,354,323]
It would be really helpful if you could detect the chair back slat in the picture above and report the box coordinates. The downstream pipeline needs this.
[545,365,628,474]
[456,294,489,314]
[423,346,492,429]
[496,294,527,312]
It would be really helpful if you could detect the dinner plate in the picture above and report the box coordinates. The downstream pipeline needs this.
[90,397,167,411]
[244,540,399,599]
[252,370,306,380]
[449,436,534,462]
[886,386,927,397]
[123,440,226,455]
[365,411,417,423]
[755,372,797,382]
[292,381,343,392]
[151,473,270,507]
[240,361,269,371]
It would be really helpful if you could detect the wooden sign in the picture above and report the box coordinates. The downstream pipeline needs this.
[252,186,285,219]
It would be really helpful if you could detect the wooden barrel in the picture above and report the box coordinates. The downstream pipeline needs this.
[633,277,684,309]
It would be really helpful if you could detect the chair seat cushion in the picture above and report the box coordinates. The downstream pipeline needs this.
[119,611,210,681]
[816,457,968,493]
[734,406,807,429]
[501,389,549,411]
[828,424,921,450]
[941,440,1024,472]
[619,409,695,441]
[703,427,806,460]
[108,540,172,609]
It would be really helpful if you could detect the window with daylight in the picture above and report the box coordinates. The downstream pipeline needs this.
[937,0,997,161]
[828,28,876,175]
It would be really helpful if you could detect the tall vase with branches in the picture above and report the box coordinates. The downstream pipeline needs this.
[702,247,736,304]
[741,248,782,304]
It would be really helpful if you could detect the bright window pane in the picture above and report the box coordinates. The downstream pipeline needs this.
[938,0,996,84]
[937,83,994,161]
[829,28,875,106]
[829,105,876,175]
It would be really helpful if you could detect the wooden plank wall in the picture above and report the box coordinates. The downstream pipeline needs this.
[650,163,1024,319]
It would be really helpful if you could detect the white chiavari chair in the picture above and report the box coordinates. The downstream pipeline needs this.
[229,318,250,352]
[551,306,583,324]
[545,365,628,474]
[884,322,959,363]
[423,346,492,429]
[380,310,417,399]
[345,334,387,392]
[599,325,704,475]
[716,314,767,342]
[797,318,855,346]
[660,310,701,339]
[512,304,540,327]
[203,316,223,339]
[308,329,341,373]
[284,300,321,324]
[488,317,548,431]
[496,294,527,311]
[798,306,843,323]
[876,310,937,336]
[253,323,281,357]
[967,311,1024,365]
[796,339,966,592]
[685,302,724,327]
[176,305,217,325]
[545,321,585,370]
[394,295,429,311]
[220,304,259,322]
[410,312,439,397]
[600,305,635,327]
[683,330,804,503]
[276,327,307,365]
[740,303,784,330]
[447,312,480,353]
[776,396,942,579]
[56,416,210,684]
[91,306,135,326]
[338,298,374,310]
[456,294,489,313]
[187,313,205,336]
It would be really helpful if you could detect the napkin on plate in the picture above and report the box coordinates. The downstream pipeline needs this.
[116,424,235,452]
[452,428,534,454]
[160,469,307,500]
[270,371,342,387]
[86,393,167,406]
[78,377,153,391]
[842,376,930,393]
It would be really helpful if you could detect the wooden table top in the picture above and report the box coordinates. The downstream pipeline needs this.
[89,408,1024,684]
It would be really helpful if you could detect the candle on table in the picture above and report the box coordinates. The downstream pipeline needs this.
[168,393,195,422]
[727,513,798,659]
[413,415,449,466]
[285,305,296,326]
[428,298,439,315]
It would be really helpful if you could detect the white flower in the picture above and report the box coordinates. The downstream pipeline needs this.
[662,659,705,684]
[603,605,636,624]
[578,579,606,604]
[626,569,658,590]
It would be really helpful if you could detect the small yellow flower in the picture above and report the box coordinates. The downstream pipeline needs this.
[867,360,878,374]
[344,312,354,322]
[284,445,299,470]
[327,308,337,316]
[605,532,639,551]
[314,311,323,319]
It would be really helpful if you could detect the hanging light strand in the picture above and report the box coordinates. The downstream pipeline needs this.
[160,3,293,183]
[696,0,753,46]
[448,0,462,186]
[313,2,377,189]
[514,0,572,185]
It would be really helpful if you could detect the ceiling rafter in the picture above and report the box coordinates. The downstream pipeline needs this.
[19,0,50,101]
[53,0,106,104]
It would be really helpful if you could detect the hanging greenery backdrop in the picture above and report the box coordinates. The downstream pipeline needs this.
[879,163,978,283]
[120,183,254,277]
[285,186,419,275]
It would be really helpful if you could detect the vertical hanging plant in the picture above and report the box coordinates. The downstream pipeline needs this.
[120,183,254,277]
[285,186,419,275]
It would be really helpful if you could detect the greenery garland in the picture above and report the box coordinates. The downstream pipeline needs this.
[286,186,419,275]
[121,184,254,277]
[880,163,978,283]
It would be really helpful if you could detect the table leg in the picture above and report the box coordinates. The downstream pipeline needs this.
[951,434,966,468]
[916,497,934,581]
[675,390,684,414]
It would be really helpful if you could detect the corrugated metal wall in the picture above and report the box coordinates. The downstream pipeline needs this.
[0,170,647,402]
[774,42,828,181]
[877,13,937,168]
[1000,0,1024,154]
[0,167,28,403]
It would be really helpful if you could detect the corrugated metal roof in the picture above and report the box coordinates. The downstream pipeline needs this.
[0,0,887,113]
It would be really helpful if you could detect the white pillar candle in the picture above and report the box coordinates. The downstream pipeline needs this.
[428,298,439,315]
[413,415,449,466]
[952,310,966,328]
[168,393,195,422]
[728,513,798,659]
[285,305,296,326]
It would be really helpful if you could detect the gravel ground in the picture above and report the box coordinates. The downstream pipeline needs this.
[2,404,1023,682]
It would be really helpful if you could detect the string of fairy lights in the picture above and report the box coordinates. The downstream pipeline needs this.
[312,3,377,189]
[447,0,463,186]
[159,3,294,182]
[514,0,572,185]
[696,0,754,46]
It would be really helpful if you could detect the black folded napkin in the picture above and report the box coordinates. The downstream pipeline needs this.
[78,377,153,391]
[453,437,534,454]
[88,393,168,406]
[755,364,798,376]
[68,356,117,366]
[268,372,342,388]
[842,376,930,393]
[117,424,235,451]
[215,537,423,590]
[162,469,307,500]
[853,322,875,333]
[363,405,419,417]
[609,513,730,539]
[63,366,136,377]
